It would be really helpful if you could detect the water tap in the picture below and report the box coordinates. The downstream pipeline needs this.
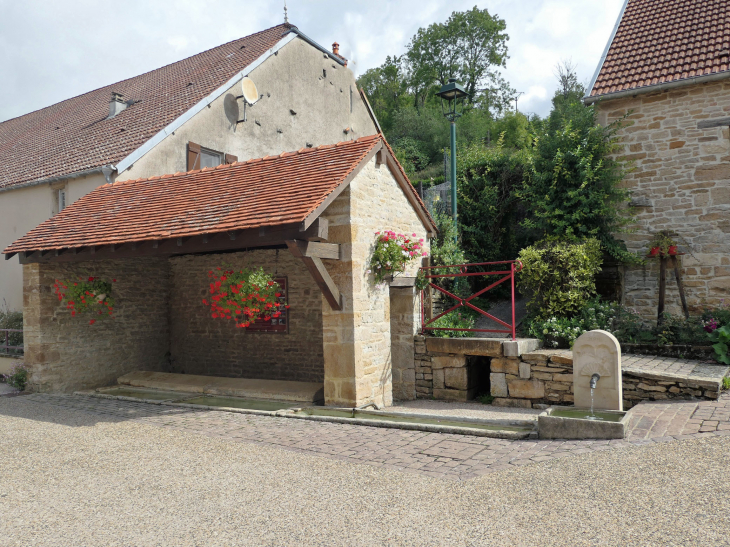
[590,373,601,389]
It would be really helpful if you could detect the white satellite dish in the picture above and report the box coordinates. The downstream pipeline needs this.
[241,77,259,105]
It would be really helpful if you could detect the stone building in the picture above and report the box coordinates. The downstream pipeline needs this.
[0,23,378,312]
[4,135,436,408]
[585,0,730,319]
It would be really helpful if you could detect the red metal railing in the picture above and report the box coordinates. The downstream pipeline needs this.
[420,260,523,340]
[0,329,23,355]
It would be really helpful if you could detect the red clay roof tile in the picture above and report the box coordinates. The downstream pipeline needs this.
[4,135,432,254]
[0,24,293,190]
[591,0,730,98]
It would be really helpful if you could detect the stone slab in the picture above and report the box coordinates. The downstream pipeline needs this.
[430,355,467,369]
[507,379,545,399]
[490,358,519,375]
[118,371,324,403]
[490,373,508,398]
[538,407,628,440]
[432,388,476,402]
[425,337,503,357]
[502,338,542,358]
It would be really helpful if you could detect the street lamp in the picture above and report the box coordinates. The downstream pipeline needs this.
[435,78,468,234]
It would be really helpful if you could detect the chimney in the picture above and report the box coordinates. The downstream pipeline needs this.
[331,42,347,67]
[108,91,127,119]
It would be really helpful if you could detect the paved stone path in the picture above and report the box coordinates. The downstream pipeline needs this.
[622,353,729,382]
[6,391,730,481]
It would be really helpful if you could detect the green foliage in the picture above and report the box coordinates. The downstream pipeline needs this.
[723,376,730,390]
[3,362,29,391]
[458,144,531,265]
[357,55,410,133]
[655,314,706,346]
[525,298,618,348]
[391,137,430,179]
[368,230,427,284]
[428,213,469,296]
[0,309,22,355]
[476,394,495,405]
[520,102,636,263]
[518,238,603,320]
[709,326,730,365]
[428,310,476,338]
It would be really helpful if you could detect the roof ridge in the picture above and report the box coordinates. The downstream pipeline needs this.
[0,23,293,128]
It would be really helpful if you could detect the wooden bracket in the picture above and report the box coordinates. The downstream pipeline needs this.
[289,240,340,260]
[286,240,342,310]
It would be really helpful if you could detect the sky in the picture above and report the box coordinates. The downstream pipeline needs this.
[0,0,626,123]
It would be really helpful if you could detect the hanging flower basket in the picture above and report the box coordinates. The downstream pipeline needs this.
[53,276,116,325]
[368,230,428,284]
[203,267,288,328]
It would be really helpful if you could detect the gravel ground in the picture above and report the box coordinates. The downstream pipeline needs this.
[0,384,15,396]
[1,397,729,546]
[386,399,540,422]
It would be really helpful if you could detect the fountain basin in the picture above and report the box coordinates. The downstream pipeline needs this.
[538,406,629,440]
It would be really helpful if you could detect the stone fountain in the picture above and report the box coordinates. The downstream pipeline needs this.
[538,330,629,439]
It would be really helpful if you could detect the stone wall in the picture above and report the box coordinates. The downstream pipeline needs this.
[320,158,430,407]
[390,286,419,401]
[596,81,730,319]
[413,336,504,401]
[169,250,324,382]
[491,350,721,409]
[23,258,170,393]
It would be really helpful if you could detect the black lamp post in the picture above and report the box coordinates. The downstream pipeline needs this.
[435,78,468,233]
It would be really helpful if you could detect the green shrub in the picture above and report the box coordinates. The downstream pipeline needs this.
[3,362,29,391]
[517,237,603,320]
[709,326,730,365]
[427,310,476,338]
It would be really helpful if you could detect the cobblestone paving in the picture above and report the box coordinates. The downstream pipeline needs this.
[623,354,729,381]
[6,391,729,481]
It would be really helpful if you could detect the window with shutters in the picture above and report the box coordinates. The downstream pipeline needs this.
[187,142,238,171]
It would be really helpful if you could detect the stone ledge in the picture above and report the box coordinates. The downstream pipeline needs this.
[503,338,542,357]
[425,337,503,357]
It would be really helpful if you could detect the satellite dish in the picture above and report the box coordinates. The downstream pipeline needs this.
[241,77,259,105]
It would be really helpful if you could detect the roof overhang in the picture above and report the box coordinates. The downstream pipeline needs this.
[584,70,730,105]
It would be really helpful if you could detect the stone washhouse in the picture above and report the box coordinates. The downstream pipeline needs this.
[4,135,437,408]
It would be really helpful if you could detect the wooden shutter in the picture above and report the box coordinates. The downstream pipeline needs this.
[187,142,201,171]
[225,153,238,164]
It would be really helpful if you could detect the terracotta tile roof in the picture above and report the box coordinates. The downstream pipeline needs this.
[590,0,730,98]
[0,24,294,190]
[4,135,432,254]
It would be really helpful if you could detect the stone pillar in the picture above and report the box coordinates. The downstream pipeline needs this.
[320,187,394,408]
[390,285,418,400]
[573,330,623,411]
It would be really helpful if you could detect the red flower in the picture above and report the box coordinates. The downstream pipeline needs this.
[89,319,95,325]
[71,311,76,316]
[285,305,290,309]
[112,279,116,283]
[88,277,94,282]
[275,292,281,297]
[212,313,218,318]
[202,299,208,305]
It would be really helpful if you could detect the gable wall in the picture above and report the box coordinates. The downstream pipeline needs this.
[596,80,730,319]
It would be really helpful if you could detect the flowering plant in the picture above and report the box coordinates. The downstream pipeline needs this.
[2,361,29,391]
[203,267,288,328]
[368,230,427,284]
[53,276,116,325]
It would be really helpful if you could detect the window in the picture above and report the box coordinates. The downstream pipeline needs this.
[53,185,67,215]
[187,142,237,171]
[200,148,223,168]
[58,188,66,211]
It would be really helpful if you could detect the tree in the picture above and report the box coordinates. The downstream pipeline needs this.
[406,7,510,104]
[357,56,409,133]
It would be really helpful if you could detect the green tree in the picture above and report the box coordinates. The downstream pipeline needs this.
[357,55,409,133]
[406,6,511,104]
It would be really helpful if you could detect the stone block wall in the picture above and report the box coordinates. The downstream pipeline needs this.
[390,286,419,401]
[169,250,325,382]
[412,336,503,401]
[320,158,430,407]
[23,258,170,393]
[596,81,730,319]
[491,350,721,409]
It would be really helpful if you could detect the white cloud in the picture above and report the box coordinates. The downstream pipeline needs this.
[0,0,626,121]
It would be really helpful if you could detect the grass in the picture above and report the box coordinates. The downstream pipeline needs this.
[723,376,730,390]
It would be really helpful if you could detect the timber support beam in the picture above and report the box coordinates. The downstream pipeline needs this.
[286,240,342,311]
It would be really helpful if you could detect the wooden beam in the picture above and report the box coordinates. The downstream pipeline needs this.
[376,148,387,165]
[14,218,331,265]
[286,240,342,310]
[290,240,340,260]
[698,117,730,129]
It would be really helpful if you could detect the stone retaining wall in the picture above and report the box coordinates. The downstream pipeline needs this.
[491,350,722,409]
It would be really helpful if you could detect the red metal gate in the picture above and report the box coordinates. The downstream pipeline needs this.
[420,260,523,340]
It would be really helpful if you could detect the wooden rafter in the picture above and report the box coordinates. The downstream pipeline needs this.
[285,239,342,311]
